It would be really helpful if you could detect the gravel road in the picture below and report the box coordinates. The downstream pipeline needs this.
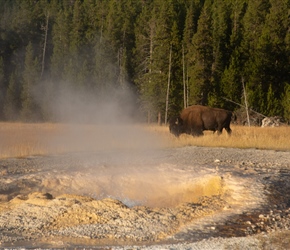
[0,146,290,249]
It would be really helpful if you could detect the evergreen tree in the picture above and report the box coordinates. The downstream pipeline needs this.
[241,0,271,113]
[266,84,280,116]
[70,0,84,52]
[104,0,142,86]
[220,0,247,110]
[50,5,72,82]
[183,0,203,51]
[168,20,184,117]
[82,0,107,91]
[283,0,290,120]
[93,37,118,94]
[210,0,231,106]
[182,0,204,110]
[65,0,90,89]
[0,1,289,123]
[146,0,172,122]
[61,1,85,87]
[21,42,41,121]
[0,57,4,119]
[188,0,213,106]
[259,0,289,115]
[133,1,154,121]
[229,0,247,49]
[221,48,243,109]
[134,0,183,122]
[282,83,290,121]
[4,73,20,121]
[246,0,288,116]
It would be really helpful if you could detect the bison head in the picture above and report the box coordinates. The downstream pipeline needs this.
[169,117,184,137]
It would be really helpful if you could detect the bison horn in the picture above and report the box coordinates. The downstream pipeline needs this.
[175,117,183,125]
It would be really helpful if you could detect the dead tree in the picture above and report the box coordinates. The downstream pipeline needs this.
[41,11,49,78]
[165,44,172,125]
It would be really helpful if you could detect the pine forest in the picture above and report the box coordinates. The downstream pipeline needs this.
[0,0,289,124]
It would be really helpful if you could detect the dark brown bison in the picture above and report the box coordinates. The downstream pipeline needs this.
[169,105,234,137]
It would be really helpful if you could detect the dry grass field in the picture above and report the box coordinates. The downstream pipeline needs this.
[149,124,290,150]
[0,122,289,159]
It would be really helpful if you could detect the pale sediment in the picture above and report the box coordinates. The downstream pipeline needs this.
[0,147,289,249]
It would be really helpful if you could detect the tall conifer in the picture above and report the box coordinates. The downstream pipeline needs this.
[4,73,20,121]
[241,0,270,113]
[21,42,40,121]
[188,0,213,105]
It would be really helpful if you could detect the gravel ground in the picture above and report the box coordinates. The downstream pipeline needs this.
[0,146,289,249]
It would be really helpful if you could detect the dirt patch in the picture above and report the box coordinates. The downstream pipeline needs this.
[0,147,289,249]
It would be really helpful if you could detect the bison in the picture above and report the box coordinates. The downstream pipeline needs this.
[169,105,234,137]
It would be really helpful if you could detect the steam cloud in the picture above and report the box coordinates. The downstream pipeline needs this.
[39,80,138,124]
[33,79,165,153]
[26,76,169,208]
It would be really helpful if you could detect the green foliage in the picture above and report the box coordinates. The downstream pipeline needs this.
[188,0,213,105]
[242,0,288,117]
[266,84,281,116]
[21,42,41,122]
[282,83,290,121]
[4,73,21,121]
[0,57,5,119]
[221,48,243,110]
[0,0,289,122]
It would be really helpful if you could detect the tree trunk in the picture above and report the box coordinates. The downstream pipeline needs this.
[147,110,151,124]
[165,44,172,125]
[41,11,49,79]
[182,44,187,108]
[242,77,251,126]
[158,111,161,126]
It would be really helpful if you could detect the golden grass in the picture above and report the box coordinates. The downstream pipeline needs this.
[0,122,289,159]
[0,122,64,159]
[147,124,290,150]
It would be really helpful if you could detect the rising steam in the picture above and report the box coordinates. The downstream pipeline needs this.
[32,77,165,153]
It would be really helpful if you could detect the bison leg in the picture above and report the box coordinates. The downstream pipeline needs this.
[191,129,204,137]
[216,129,223,135]
[225,127,232,135]
[217,125,232,136]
